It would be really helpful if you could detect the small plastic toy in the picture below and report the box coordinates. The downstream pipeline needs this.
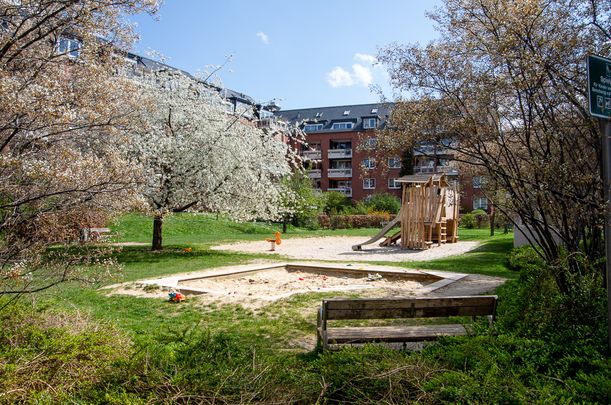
[168,291,185,303]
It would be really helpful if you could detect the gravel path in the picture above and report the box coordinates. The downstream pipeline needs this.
[212,236,480,262]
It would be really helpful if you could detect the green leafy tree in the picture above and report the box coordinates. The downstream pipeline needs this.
[378,0,610,293]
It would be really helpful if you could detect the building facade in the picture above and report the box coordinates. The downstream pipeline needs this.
[276,103,405,201]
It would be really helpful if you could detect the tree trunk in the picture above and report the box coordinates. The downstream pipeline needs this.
[152,214,163,251]
[489,202,495,237]
[282,220,287,233]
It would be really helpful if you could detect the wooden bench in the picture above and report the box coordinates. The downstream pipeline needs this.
[80,227,111,242]
[316,295,497,350]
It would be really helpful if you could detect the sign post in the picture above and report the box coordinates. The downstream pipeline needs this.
[587,54,611,351]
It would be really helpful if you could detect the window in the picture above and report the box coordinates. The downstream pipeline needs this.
[388,157,401,169]
[304,123,323,132]
[57,36,81,58]
[331,122,354,130]
[362,157,376,169]
[315,112,323,118]
[343,110,350,115]
[371,108,378,114]
[363,178,375,189]
[363,137,377,149]
[363,118,378,129]
[472,176,483,189]
[473,197,488,210]
[388,178,401,189]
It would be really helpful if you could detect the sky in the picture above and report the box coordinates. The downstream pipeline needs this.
[129,0,442,110]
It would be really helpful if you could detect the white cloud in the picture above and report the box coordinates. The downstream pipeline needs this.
[327,66,354,88]
[325,53,383,88]
[354,53,377,64]
[351,64,373,87]
[256,31,269,45]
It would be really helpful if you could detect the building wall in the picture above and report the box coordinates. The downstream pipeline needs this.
[301,129,402,201]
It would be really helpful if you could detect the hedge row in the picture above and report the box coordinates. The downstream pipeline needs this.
[318,213,392,229]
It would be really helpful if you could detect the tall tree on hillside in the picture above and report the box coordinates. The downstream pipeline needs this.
[130,69,302,250]
[378,0,610,292]
[0,0,158,303]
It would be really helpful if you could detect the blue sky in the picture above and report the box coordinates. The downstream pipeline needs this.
[129,0,441,110]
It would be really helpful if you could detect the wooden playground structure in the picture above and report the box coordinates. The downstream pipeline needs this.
[352,173,459,251]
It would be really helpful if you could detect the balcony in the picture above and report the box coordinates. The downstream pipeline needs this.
[328,149,352,159]
[307,169,322,179]
[327,188,352,197]
[413,165,459,175]
[301,150,322,160]
[328,168,352,178]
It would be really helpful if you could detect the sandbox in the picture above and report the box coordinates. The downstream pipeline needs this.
[119,262,469,307]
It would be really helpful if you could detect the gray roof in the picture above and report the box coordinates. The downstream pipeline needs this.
[275,103,394,132]
[125,52,256,105]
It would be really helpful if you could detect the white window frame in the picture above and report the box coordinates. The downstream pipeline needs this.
[388,178,401,189]
[331,121,354,130]
[363,178,376,189]
[304,123,323,132]
[57,36,81,58]
[473,197,488,210]
[473,176,483,189]
[362,157,376,169]
[388,157,401,169]
[363,118,378,129]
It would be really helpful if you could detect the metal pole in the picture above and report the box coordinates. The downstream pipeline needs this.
[602,118,611,351]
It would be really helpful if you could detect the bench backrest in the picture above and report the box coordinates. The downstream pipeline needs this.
[322,296,497,321]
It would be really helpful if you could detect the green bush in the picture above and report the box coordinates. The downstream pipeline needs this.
[318,213,391,229]
[364,193,401,214]
[471,208,489,228]
[461,209,489,229]
[323,191,352,215]
[460,212,476,228]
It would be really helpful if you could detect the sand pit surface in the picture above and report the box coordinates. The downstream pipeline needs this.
[180,267,426,304]
[212,236,479,262]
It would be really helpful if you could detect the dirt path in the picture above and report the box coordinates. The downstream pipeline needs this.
[212,236,479,262]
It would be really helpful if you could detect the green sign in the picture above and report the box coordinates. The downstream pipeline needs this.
[588,54,611,120]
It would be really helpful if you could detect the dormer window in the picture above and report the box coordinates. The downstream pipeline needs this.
[343,110,350,116]
[371,108,378,114]
[57,36,81,58]
[331,121,354,130]
[363,117,378,129]
[304,123,324,132]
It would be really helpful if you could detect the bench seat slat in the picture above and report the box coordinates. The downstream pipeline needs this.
[326,306,494,320]
[325,296,496,310]
[325,324,468,344]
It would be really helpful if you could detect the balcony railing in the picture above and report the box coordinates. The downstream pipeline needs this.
[307,169,322,179]
[413,165,459,175]
[328,149,352,159]
[328,168,352,178]
[327,187,352,197]
[301,150,322,160]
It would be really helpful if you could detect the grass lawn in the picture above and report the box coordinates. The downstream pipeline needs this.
[41,213,516,346]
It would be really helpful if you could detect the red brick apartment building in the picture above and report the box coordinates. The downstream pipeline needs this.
[276,103,486,213]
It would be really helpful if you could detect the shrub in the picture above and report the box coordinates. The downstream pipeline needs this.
[364,193,401,214]
[323,191,352,215]
[460,209,489,229]
[318,213,391,229]
[471,208,489,228]
[460,212,476,228]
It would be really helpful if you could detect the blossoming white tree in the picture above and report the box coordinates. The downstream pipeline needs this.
[130,69,301,250]
[0,0,158,302]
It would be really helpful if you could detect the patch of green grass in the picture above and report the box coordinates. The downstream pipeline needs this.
[111,212,383,246]
[390,232,515,278]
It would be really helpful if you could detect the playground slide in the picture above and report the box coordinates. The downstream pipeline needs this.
[351,215,401,251]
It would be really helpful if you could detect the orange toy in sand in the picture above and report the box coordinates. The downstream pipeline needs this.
[265,231,282,251]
